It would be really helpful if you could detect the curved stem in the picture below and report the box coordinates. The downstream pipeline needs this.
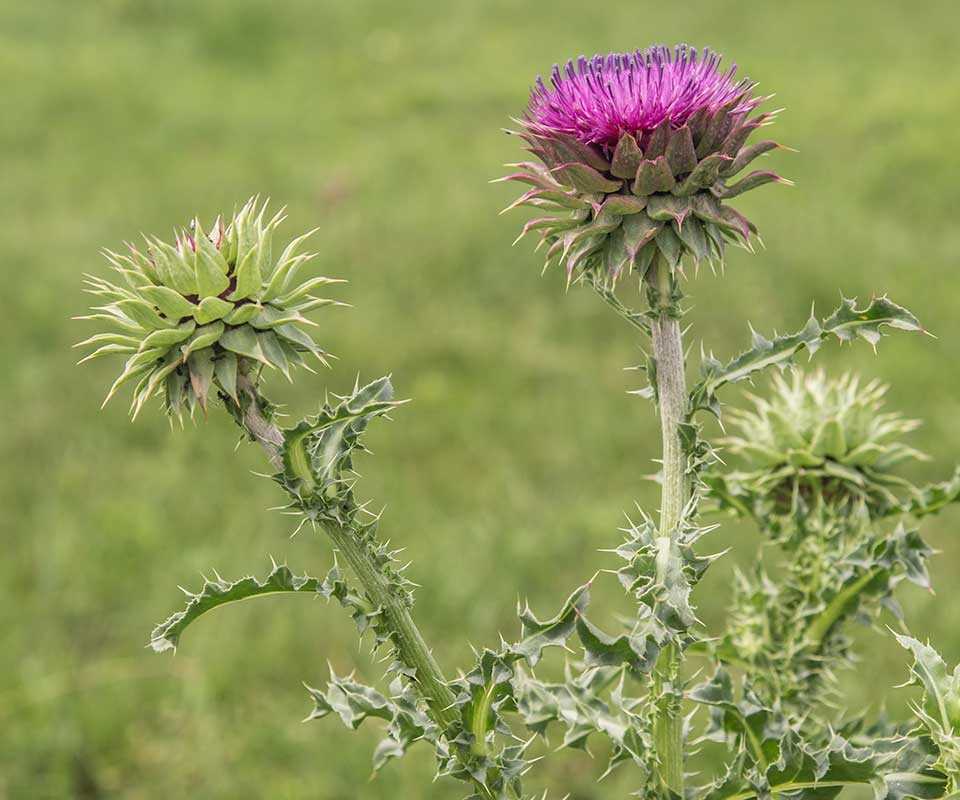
[804,566,882,648]
[229,373,458,729]
[228,373,515,800]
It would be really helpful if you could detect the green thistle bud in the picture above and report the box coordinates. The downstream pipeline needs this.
[76,197,343,420]
[718,370,925,521]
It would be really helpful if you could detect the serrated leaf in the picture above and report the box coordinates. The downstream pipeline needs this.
[279,377,402,513]
[823,295,925,347]
[691,296,924,421]
[906,467,960,518]
[575,614,661,673]
[509,585,588,666]
[150,562,325,652]
[896,635,960,737]
[305,667,394,728]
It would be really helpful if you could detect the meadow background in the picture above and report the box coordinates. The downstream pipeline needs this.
[3,1,959,797]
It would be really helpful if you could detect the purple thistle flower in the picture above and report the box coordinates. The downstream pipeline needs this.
[499,45,790,287]
[525,46,762,152]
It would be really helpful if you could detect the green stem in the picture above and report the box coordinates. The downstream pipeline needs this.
[229,372,512,800]
[648,260,688,796]
[321,521,460,728]
[804,566,882,648]
[230,374,459,729]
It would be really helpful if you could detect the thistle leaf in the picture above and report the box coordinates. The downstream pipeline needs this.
[150,562,325,652]
[305,667,394,729]
[278,377,403,519]
[691,296,924,421]
[509,585,589,666]
[906,467,960,518]
[895,636,960,741]
[894,634,960,793]
[823,295,924,347]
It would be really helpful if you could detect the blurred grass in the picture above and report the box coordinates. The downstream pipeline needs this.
[2,0,960,797]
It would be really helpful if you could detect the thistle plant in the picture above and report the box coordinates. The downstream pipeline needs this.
[79,45,960,800]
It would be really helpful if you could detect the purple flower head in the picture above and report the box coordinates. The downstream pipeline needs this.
[526,46,762,152]
[500,45,789,288]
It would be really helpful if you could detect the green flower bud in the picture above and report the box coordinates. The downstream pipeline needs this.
[76,197,343,420]
[719,370,925,521]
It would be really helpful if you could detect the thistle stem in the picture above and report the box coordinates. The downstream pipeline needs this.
[804,566,882,648]
[651,315,688,538]
[648,261,688,796]
[322,523,460,726]
[230,374,459,731]
[229,374,518,800]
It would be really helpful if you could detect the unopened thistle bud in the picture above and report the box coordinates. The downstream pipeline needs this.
[499,45,791,287]
[721,370,925,520]
[76,197,343,420]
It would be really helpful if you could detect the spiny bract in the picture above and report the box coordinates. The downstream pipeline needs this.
[76,198,342,420]
[723,370,925,517]
[499,45,791,287]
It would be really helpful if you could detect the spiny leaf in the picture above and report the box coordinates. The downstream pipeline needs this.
[906,466,960,519]
[823,295,924,347]
[700,728,940,800]
[279,376,403,518]
[510,585,589,666]
[305,667,395,728]
[690,296,924,420]
[150,562,325,652]
[305,671,438,773]
[895,632,960,793]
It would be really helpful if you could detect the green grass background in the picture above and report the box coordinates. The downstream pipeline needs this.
[2,1,959,797]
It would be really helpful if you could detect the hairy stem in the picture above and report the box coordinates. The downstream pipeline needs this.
[229,372,518,800]
[652,317,688,537]
[649,260,688,796]
[231,373,458,730]
[322,522,460,727]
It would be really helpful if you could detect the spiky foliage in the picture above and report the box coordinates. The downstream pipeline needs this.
[719,516,932,713]
[81,51,960,800]
[896,635,960,794]
[715,370,926,528]
[76,197,341,420]
[690,668,945,800]
[499,46,790,287]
